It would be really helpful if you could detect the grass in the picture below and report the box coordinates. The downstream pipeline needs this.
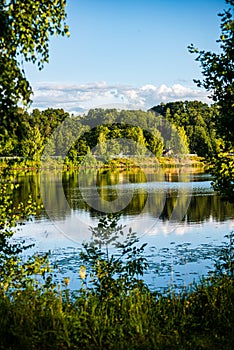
[0,273,233,349]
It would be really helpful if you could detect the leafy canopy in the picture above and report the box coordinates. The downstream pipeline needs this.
[189,0,234,201]
[188,0,234,144]
[0,0,69,112]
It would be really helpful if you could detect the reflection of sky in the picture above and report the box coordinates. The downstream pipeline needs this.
[15,216,233,292]
[100,180,213,191]
[14,176,234,291]
[16,214,234,245]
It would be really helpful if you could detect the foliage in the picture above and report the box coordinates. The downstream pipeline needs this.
[0,0,69,158]
[151,100,218,157]
[210,151,234,201]
[2,102,225,164]
[79,214,149,299]
[0,0,69,111]
[188,0,234,144]
[0,171,54,293]
[188,0,234,201]
[0,270,233,349]
[214,231,234,277]
[1,107,192,163]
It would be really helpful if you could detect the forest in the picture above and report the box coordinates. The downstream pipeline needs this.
[0,100,221,167]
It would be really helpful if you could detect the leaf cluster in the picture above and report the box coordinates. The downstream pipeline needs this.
[188,1,234,144]
[214,231,234,277]
[0,172,54,293]
[0,0,69,111]
[79,213,149,299]
[188,1,234,201]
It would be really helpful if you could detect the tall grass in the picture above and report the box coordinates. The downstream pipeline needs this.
[0,274,233,350]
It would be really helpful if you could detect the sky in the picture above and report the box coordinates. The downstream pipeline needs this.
[25,0,229,113]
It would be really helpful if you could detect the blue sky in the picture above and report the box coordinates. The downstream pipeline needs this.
[25,0,229,112]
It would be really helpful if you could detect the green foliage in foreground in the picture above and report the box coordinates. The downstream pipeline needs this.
[0,0,69,113]
[0,173,52,294]
[0,274,233,350]
[189,0,234,202]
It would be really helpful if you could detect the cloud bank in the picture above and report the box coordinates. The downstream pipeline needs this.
[31,81,210,113]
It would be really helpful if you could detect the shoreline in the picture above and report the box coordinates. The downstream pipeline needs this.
[0,155,207,173]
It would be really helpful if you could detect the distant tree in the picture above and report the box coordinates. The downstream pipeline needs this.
[189,0,234,201]
[31,108,69,138]
[125,126,147,156]
[176,126,190,154]
[151,101,218,157]
[80,109,166,158]
[95,128,109,158]
[21,126,44,160]
[146,128,164,157]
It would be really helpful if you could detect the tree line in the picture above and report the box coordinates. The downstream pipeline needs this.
[0,101,222,163]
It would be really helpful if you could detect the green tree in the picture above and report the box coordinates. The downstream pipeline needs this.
[189,0,234,201]
[21,125,44,160]
[127,127,147,156]
[0,0,69,148]
[151,101,218,157]
[146,128,164,157]
[176,126,190,154]
[95,128,109,158]
[188,1,234,144]
[30,108,69,139]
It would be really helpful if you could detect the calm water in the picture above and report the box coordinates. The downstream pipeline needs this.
[13,168,234,292]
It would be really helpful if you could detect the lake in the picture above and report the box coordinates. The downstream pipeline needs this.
[13,167,234,292]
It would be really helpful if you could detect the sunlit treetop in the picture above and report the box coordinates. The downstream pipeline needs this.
[0,0,70,111]
[188,0,234,143]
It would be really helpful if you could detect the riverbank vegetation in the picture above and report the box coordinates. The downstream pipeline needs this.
[0,274,233,350]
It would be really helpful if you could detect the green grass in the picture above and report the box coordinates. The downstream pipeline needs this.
[0,274,233,350]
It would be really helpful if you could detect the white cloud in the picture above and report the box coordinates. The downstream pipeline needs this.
[141,84,157,91]
[157,84,172,94]
[30,81,210,113]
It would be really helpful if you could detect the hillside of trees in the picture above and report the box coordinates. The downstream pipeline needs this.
[0,100,222,166]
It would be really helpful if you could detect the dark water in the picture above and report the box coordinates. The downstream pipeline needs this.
[13,168,234,292]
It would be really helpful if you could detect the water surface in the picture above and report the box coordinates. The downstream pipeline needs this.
[13,168,234,291]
